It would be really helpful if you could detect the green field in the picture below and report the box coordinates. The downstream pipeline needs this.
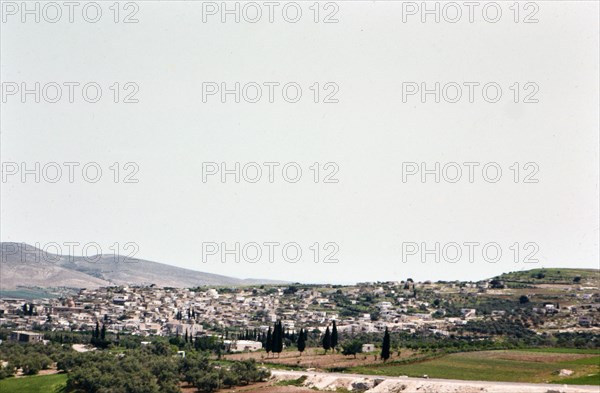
[0,373,67,393]
[348,349,600,385]
[0,288,60,299]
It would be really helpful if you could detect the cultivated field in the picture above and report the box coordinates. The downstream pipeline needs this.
[225,347,600,385]
[0,373,67,393]
[225,348,600,385]
[225,348,416,370]
[349,349,600,384]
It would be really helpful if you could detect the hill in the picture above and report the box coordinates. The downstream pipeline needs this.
[0,242,286,290]
[494,268,599,286]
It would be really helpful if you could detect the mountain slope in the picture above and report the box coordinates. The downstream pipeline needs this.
[0,242,285,289]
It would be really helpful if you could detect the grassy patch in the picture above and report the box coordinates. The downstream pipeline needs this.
[522,347,600,355]
[497,268,599,285]
[348,350,600,384]
[558,374,600,385]
[216,359,304,371]
[0,373,67,393]
[276,376,308,386]
[0,288,60,299]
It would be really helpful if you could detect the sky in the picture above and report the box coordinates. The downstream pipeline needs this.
[0,1,598,284]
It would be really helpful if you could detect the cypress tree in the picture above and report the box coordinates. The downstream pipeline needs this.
[91,321,100,345]
[272,322,279,356]
[100,323,106,340]
[185,330,189,343]
[381,327,390,362]
[265,327,273,356]
[273,322,279,355]
[297,328,306,355]
[322,327,331,353]
[274,321,284,356]
[279,322,284,352]
[331,321,338,352]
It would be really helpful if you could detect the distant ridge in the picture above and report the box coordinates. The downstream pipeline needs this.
[493,267,599,285]
[0,242,288,290]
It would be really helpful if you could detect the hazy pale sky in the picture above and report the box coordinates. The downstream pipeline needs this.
[1,1,598,284]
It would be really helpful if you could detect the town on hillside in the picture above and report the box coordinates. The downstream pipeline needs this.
[1,268,599,392]
[2,269,598,346]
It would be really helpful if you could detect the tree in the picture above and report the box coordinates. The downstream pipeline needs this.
[265,327,273,356]
[381,327,390,362]
[273,321,284,356]
[91,321,100,345]
[331,321,338,352]
[189,370,220,393]
[489,279,505,289]
[272,323,279,356]
[341,340,363,358]
[519,295,530,304]
[100,324,106,341]
[222,372,239,388]
[322,327,331,353]
[297,328,306,355]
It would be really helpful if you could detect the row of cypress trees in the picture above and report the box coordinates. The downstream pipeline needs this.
[323,322,391,362]
[90,321,109,348]
[264,321,284,356]
[321,320,339,353]
[264,321,310,356]
[263,320,392,362]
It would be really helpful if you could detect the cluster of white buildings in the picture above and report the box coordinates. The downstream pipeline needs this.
[0,280,598,343]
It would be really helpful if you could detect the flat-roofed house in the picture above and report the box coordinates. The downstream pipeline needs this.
[9,331,43,343]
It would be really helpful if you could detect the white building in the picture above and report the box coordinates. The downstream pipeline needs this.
[224,339,263,352]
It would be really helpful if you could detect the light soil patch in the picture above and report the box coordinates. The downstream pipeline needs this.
[72,343,94,352]
[462,350,595,363]
[14,364,58,378]
[272,370,600,393]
